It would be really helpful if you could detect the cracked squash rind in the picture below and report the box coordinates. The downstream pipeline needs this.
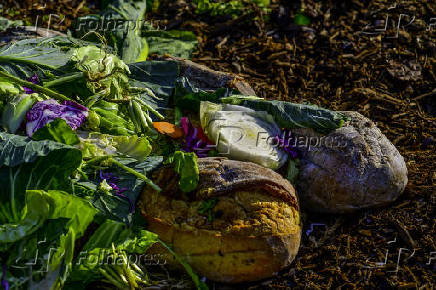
[293,111,408,213]
[137,157,301,283]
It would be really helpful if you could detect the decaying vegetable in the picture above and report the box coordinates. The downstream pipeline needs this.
[200,101,288,169]
[138,157,301,283]
[69,46,164,134]
[293,111,408,213]
[26,99,89,137]
[153,122,184,138]
[70,46,131,100]
[78,131,152,161]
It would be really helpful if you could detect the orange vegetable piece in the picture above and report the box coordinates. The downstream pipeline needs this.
[153,122,184,138]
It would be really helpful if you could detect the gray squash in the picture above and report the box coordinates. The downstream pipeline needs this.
[292,111,408,213]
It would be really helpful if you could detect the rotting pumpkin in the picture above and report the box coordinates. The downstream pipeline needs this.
[137,157,302,283]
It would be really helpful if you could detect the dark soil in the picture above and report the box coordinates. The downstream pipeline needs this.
[1,0,435,289]
[150,2,436,288]
[0,0,99,31]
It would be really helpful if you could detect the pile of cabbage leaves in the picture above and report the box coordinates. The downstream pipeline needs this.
[0,39,209,290]
[0,0,204,288]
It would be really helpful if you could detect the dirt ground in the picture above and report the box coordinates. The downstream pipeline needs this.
[1,0,435,288]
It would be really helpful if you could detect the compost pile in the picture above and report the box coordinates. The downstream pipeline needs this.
[148,0,435,288]
[0,0,435,289]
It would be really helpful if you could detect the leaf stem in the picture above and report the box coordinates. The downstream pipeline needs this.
[84,156,161,192]
[9,167,19,222]
[109,158,161,192]
[129,87,163,100]
[135,98,164,120]
[107,98,131,103]
[83,155,112,167]
[132,100,149,133]
[98,268,125,289]
[128,101,141,133]
[158,239,206,290]
[0,70,71,102]
[0,203,12,223]
[43,72,84,88]
[0,56,57,70]
[85,93,103,108]
[76,167,89,181]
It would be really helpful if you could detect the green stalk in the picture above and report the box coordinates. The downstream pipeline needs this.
[0,203,12,223]
[136,98,165,120]
[128,101,142,133]
[124,268,139,289]
[110,158,161,192]
[83,156,160,191]
[0,70,71,102]
[105,266,127,286]
[120,254,139,288]
[9,167,19,222]
[113,266,129,285]
[132,100,149,132]
[143,110,154,128]
[43,72,84,88]
[129,87,163,100]
[130,263,144,276]
[107,5,129,19]
[83,155,112,167]
[98,268,125,289]
[133,273,148,285]
[85,93,103,108]
[76,167,89,181]
[0,56,57,70]
[107,98,131,104]
[158,239,205,290]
